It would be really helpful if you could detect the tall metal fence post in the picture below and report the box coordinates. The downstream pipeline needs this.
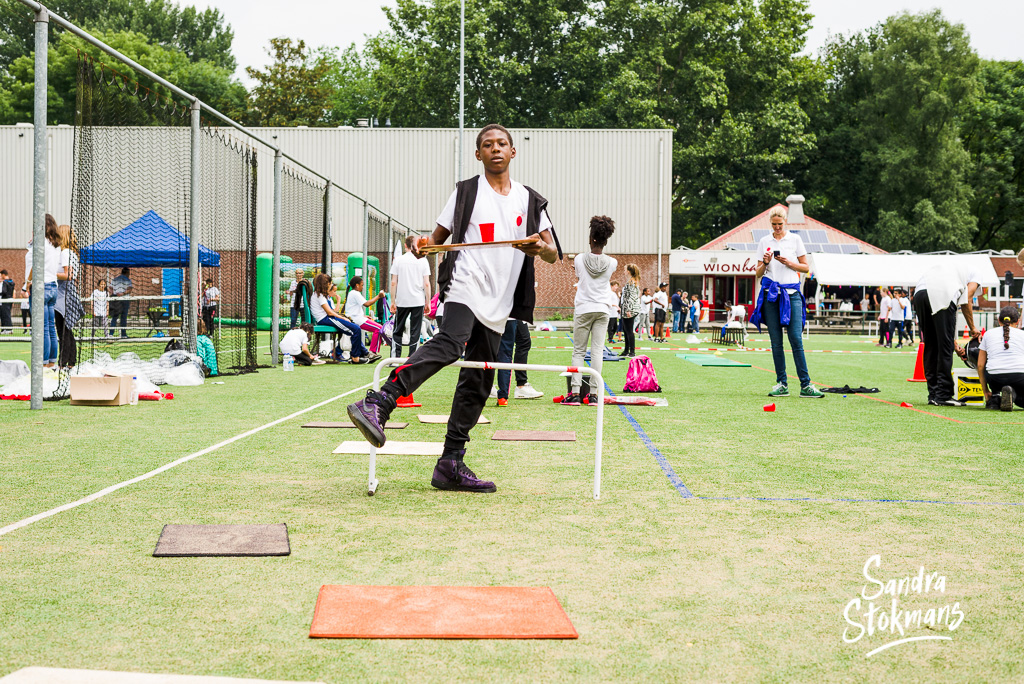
[362,201,369,290]
[29,6,48,410]
[323,182,332,276]
[386,217,394,290]
[271,149,282,365]
[188,99,201,351]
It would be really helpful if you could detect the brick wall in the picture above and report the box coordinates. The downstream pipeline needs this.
[534,253,669,318]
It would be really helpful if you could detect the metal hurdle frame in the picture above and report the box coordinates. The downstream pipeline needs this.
[368,357,606,500]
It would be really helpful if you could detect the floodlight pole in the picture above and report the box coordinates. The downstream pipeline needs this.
[458,0,465,182]
[362,201,369,289]
[323,182,332,276]
[271,149,282,365]
[29,6,47,410]
[188,99,201,352]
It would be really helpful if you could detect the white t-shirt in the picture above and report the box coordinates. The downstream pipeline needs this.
[392,251,431,307]
[606,287,619,316]
[345,289,369,325]
[436,176,552,333]
[652,291,668,311]
[203,286,220,308]
[890,297,908,322]
[690,300,701,316]
[757,231,807,285]
[879,295,892,320]
[92,290,108,316]
[980,326,1024,375]
[280,328,309,356]
[573,254,617,316]
[640,294,653,316]
[916,263,984,314]
[310,292,332,322]
[42,241,61,283]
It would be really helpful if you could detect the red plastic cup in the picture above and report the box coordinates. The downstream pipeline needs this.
[480,222,495,243]
[763,403,776,412]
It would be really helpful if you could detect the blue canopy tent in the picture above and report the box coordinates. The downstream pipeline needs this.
[79,210,220,267]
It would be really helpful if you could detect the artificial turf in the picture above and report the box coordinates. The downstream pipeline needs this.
[1,331,1022,682]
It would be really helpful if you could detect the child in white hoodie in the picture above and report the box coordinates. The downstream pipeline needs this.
[566,215,617,404]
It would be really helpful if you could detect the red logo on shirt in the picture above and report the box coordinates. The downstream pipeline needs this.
[516,216,523,227]
[480,222,495,242]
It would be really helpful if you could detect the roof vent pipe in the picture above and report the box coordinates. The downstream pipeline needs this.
[785,194,805,224]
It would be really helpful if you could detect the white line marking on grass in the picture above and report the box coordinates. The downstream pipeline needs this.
[0,381,373,538]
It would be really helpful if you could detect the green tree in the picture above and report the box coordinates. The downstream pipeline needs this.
[599,0,824,247]
[0,0,235,71]
[320,44,379,126]
[800,11,981,252]
[245,38,331,127]
[961,61,1024,250]
[365,0,613,128]
[2,30,245,125]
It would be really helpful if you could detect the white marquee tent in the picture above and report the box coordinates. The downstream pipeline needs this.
[807,254,1000,287]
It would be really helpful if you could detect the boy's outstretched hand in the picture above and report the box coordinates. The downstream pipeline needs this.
[515,233,558,263]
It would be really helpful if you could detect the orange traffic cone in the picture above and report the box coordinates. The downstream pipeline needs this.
[907,342,926,382]
[396,393,421,408]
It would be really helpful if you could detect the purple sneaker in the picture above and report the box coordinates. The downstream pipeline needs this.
[431,458,497,493]
[346,389,396,448]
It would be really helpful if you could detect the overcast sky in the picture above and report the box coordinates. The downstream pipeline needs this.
[193,0,1024,85]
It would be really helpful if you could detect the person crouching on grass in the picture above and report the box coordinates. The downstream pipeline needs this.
[749,206,825,398]
[348,123,562,493]
[977,306,1024,411]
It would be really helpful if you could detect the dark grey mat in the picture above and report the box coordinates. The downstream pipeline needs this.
[302,421,408,429]
[153,524,290,557]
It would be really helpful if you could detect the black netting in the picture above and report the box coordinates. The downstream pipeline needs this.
[277,166,326,343]
[199,124,259,374]
[62,54,258,397]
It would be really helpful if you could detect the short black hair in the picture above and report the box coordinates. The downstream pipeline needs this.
[589,215,616,247]
[349,276,363,289]
[476,124,513,149]
[120,268,130,275]
[0,269,7,275]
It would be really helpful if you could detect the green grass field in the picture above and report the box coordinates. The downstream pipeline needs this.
[2,331,1023,682]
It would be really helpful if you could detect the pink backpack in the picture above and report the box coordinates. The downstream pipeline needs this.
[623,355,661,393]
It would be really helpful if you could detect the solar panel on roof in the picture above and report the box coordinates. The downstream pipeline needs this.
[808,230,828,243]
[840,244,861,254]
[725,242,746,250]
[751,229,770,241]
[823,244,842,254]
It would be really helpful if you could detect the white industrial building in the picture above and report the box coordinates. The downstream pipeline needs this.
[0,126,672,270]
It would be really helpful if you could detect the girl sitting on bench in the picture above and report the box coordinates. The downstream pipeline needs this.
[310,273,375,364]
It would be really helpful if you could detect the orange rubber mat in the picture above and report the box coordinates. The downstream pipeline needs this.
[308,585,578,639]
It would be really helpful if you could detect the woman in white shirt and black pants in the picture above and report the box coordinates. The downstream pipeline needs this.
[913,264,981,406]
[978,306,1024,411]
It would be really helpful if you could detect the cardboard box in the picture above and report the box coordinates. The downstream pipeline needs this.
[70,374,133,406]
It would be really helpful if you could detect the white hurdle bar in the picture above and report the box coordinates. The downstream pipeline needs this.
[368,357,606,500]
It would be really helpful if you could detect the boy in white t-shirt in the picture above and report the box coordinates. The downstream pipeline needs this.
[279,323,323,366]
[390,236,432,357]
[348,124,562,493]
[652,283,669,341]
[877,288,892,347]
[749,207,824,398]
[344,276,386,356]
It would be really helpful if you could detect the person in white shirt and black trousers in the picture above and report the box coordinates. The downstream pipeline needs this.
[347,124,561,494]
[914,264,981,406]
[390,235,432,357]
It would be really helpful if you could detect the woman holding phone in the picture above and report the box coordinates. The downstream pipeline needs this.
[749,207,824,398]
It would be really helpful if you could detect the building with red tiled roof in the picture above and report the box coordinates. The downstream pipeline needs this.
[668,200,886,317]
[699,204,887,255]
